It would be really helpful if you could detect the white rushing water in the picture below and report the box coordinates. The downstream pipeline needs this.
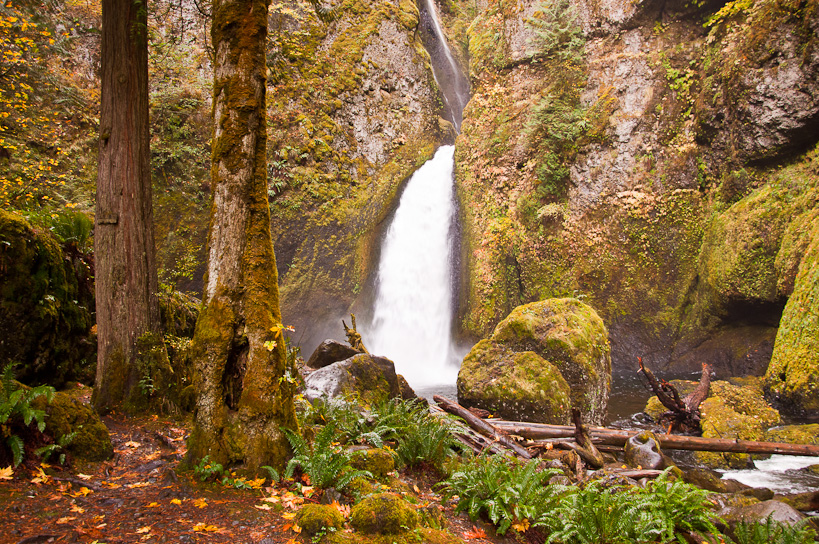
[720,455,819,493]
[366,145,460,388]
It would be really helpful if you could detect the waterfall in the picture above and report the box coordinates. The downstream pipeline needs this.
[365,0,469,391]
[366,145,460,387]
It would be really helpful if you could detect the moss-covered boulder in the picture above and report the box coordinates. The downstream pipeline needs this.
[349,492,418,534]
[764,223,819,415]
[33,387,113,461]
[294,504,345,536]
[303,354,416,404]
[458,298,610,424]
[695,380,780,469]
[457,340,571,423]
[764,424,819,446]
[324,527,464,544]
[0,210,96,387]
[350,448,395,478]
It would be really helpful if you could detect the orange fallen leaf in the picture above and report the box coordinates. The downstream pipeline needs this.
[282,512,297,520]
[136,527,152,534]
[170,498,182,505]
[56,516,77,525]
[193,498,208,509]
[125,441,140,448]
[292,524,302,534]
[146,502,159,508]
[463,525,486,539]
[70,504,85,513]
[512,519,530,532]
[0,466,13,480]
[192,523,220,532]
[71,486,92,497]
[77,473,93,480]
[255,504,273,511]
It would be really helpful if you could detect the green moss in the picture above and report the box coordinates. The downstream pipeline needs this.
[32,388,113,461]
[350,448,396,478]
[457,339,571,423]
[0,210,95,387]
[349,493,419,534]
[295,504,345,536]
[323,528,464,544]
[489,298,611,423]
[764,424,819,445]
[764,221,819,414]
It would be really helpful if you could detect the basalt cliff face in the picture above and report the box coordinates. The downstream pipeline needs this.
[265,0,448,350]
[267,0,819,411]
[437,0,819,390]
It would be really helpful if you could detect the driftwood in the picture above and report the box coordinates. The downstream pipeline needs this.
[562,408,605,468]
[639,358,710,433]
[342,314,368,353]
[492,420,819,456]
[434,396,533,459]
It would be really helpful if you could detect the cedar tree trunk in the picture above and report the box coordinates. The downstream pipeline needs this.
[94,0,169,413]
[187,0,297,471]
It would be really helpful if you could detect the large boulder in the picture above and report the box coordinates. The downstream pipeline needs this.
[0,210,96,387]
[350,493,418,534]
[306,340,361,369]
[764,223,819,415]
[457,298,611,425]
[303,353,416,403]
[32,386,113,462]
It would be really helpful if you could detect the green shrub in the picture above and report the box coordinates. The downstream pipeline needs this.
[438,455,563,535]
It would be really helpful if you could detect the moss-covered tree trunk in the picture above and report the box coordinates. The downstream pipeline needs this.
[94,0,168,413]
[187,0,297,471]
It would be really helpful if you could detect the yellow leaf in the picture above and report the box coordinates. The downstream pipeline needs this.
[136,527,152,534]
[0,466,13,480]
[193,498,208,509]
[70,504,85,513]
[193,523,220,532]
[247,477,266,489]
[71,486,92,497]
[292,524,302,534]
[77,473,93,480]
[254,504,273,511]
[170,498,182,505]
[56,516,76,525]
[512,519,530,533]
[146,502,159,508]
[282,512,296,520]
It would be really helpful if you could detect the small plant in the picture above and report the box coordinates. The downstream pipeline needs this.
[194,455,225,482]
[439,455,562,535]
[0,364,55,466]
[643,468,722,541]
[284,423,372,491]
[732,515,817,544]
[392,403,459,471]
[35,431,76,465]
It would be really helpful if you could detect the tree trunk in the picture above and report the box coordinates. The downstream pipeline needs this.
[94,0,169,414]
[187,0,297,471]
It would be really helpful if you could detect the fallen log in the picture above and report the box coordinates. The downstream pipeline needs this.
[434,396,533,459]
[492,420,819,456]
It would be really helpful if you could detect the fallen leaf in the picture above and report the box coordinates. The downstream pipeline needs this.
[125,441,140,448]
[170,498,182,505]
[193,523,220,532]
[254,504,273,511]
[463,525,486,539]
[247,477,266,489]
[282,512,296,520]
[0,466,13,480]
[330,501,350,518]
[146,502,159,508]
[262,496,280,503]
[300,485,315,497]
[77,473,93,480]
[512,519,530,532]
[128,482,149,489]
[71,486,92,497]
[70,504,85,513]
[292,524,302,534]
[136,527,152,534]
[31,467,52,485]
[56,516,77,525]
[193,498,208,509]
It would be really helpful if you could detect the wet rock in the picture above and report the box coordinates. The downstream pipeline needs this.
[624,431,664,470]
[764,424,819,446]
[720,500,807,527]
[778,490,819,512]
[458,298,610,425]
[306,340,361,369]
[303,353,415,403]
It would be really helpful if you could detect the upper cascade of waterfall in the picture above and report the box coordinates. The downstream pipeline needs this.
[419,0,470,132]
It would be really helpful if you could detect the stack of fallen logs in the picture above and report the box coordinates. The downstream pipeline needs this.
[433,395,819,474]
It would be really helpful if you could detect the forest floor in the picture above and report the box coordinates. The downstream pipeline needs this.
[0,407,514,544]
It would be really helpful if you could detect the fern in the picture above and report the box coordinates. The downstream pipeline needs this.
[733,515,817,544]
[0,364,55,466]
[283,423,372,491]
[438,455,562,535]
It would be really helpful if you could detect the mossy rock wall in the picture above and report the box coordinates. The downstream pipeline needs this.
[764,220,819,415]
[458,298,610,424]
[0,210,96,388]
[265,0,445,352]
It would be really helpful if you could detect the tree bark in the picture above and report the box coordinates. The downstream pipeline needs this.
[94,0,168,413]
[187,0,297,471]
